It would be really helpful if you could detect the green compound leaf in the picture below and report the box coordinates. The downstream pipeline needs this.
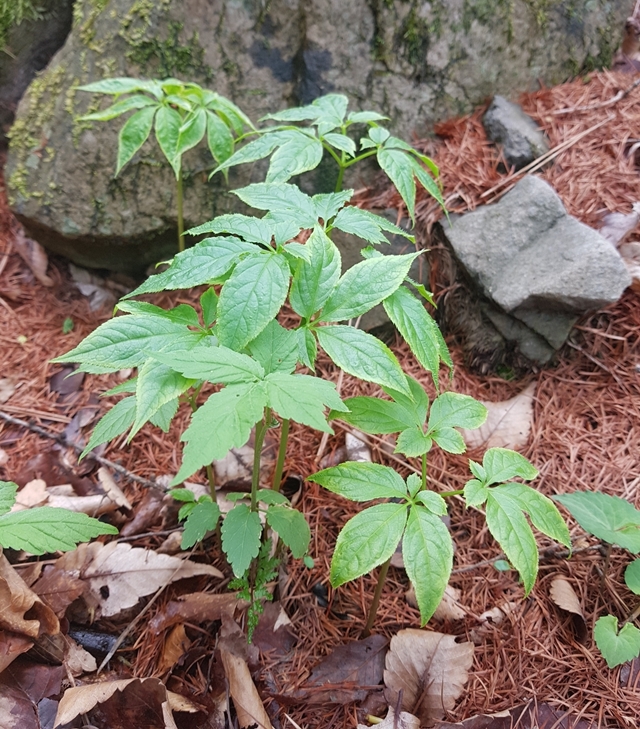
[221,503,262,577]
[248,320,299,375]
[485,490,539,594]
[115,105,156,174]
[464,479,489,508]
[187,214,276,245]
[309,461,408,502]
[594,615,640,668]
[323,132,356,157]
[170,488,196,503]
[383,286,446,389]
[290,225,341,319]
[311,94,349,129]
[266,505,310,558]
[408,155,445,211]
[154,105,183,177]
[181,500,221,549]
[174,382,267,484]
[331,206,413,245]
[116,301,200,328]
[265,373,347,432]
[255,489,289,506]
[378,148,416,222]
[53,316,201,371]
[0,481,18,516]
[553,491,640,553]
[297,328,318,370]
[200,288,218,327]
[415,491,447,516]
[395,427,432,457]
[150,398,178,432]
[330,502,408,587]
[233,183,318,228]
[481,448,539,486]
[406,473,422,498]
[336,396,415,434]
[124,237,258,297]
[177,108,207,157]
[383,375,430,426]
[348,110,388,124]
[317,325,410,395]
[132,359,194,437]
[78,78,162,96]
[80,396,136,459]
[213,130,299,175]
[152,346,265,384]
[206,110,234,165]
[428,392,487,432]
[319,252,419,322]
[312,190,353,222]
[266,130,324,182]
[403,506,453,625]
[429,427,466,454]
[0,508,118,555]
[497,483,570,549]
[217,252,291,350]
[625,559,640,595]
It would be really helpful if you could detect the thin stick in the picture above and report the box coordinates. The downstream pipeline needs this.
[361,556,392,637]
[480,116,613,201]
[552,77,640,115]
[0,410,161,490]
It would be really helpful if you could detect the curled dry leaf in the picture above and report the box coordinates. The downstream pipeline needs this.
[461,382,535,450]
[345,430,372,462]
[549,576,588,643]
[0,554,59,641]
[49,542,222,618]
[406,584,466,621]
[149,591,240,634]
[157,623,191,675]
[97,468,132,510]
[32,563,86,618]
[0,632,34,674]
[219,617,273,729]
[12,478,125,517]
[599,203,640,247]
[63,635,97,676]
[358,707,421,729]
[470,602,519,645]
[383,629,474,723]
[13,227,53,287]
[0,378,17,404]
[69,263,119,311]
[253,601,297,655]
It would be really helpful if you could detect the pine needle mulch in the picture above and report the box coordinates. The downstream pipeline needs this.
[1,70,640,728]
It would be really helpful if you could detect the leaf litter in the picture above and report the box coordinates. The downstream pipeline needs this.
[1,71,640,728]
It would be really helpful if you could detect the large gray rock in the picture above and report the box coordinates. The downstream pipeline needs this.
[483,96,550,170]
[441,176,631,363]
[5,0,629,272]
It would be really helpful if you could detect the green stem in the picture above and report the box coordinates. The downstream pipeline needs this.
[362,557,392,638]
[421,452,428,491]
[205,464,216,501]
[176,168,184,253]
[343,149,377,168]
[322,142,343,167]
[272,418,290,492]
[334,165,345,193]
[251,408,270,512]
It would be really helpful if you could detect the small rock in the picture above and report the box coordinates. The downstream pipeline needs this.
[483,96,550,170]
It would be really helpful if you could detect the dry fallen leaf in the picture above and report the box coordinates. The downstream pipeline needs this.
[599,202,640,246]
[358,707,420,729]
[406,584,466,621]
[12,478,126,517]
[50,542,222,618]
[63,635,97,676]
[157,623,191,675]
[345,430,372,462]
[0,378,17,404]
[470,602,519,644]
[252,601,297,655]
[32,564,86,618]
[69,263,119,310]
[0,658,64,728]
[149,591,239,634]
[549,576,587,643]
[219,617,273,729]
[13,227,53,287]
[384,629,474,724]
[461,382,535,450]
[0,632,34,674]
[97,467,132,510]
[432,699,595,729]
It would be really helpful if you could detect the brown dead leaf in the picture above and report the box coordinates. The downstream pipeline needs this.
[0,554,59,640]
[549,576,588,643]
[51,542,223,618]
[69,263,119,311]
[120,488,164,537]
[219,617,273,729]
[48,366,85,400]
[432,700,595,728]
[0,658,64,729]
[253,601,297,655]
[149,591,239,634]
[461,383,535,450]
[55,677,178,729]
[97,468,132,510]
[12,478,123,518]
[32,564,87,618]
[406,585,466,621]
[470,602,519,644]
[384,629,474,724]
[14,228,53,287]
[157,623,191,675]
[0,631,34,673]
[358,707,420,729]
[0,377,17,404]
[63,635,97,676]
[345,431,372,462]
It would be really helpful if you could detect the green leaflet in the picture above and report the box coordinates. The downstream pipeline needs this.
[152,346,265,384]
[233,183,318,229]
[312,190,353,222]
[53,316,202,371]
[335,396,415,434]
[403,507,453,624]
[150,397,178,432]
[177,108,207,157]
[415,490,447,515]
[330,502,408,587]
[310,462,408,502]
[266,129,324,182]
[497,483,570,548]
[132,360,195,437]
[78,78,162,96]
[124,237,258,297]
[80,396,136,459]
[395,427,432,457]
[378,147,416,221]
[383,376,429,426]
[323,132,356,157]
[154,105,182,176]
[298,328,318,370]
[221,504,262,577]
[481,448,539,486]
[427,392,487,432]
[206,110,234,164]
[248,320,299,375]
[553,491,640,553]
[331,206,414,245]
[265,372,347,432]
[0,481,18,516]
[463,479,489,508]
[216,252,291,350]
[485,490,539,594]
[429,427,466,454]
[316,325,410,395]
[0,507,118,555]
[174,382,267,484]
[594,615,640,668]
[319,252,420,322]
[383,286,445,388]
[213,130,298,176]
[290,226,341,319]
[348,110,387,124]
[116,301,200,327]
[116,105,156,174]
[181,500,221,549]
[625,559,640,594]
[187,214,275,245]
[265,505,310,558]
[200,288,218,327]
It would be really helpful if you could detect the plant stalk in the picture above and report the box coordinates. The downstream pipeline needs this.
[362,556,392,638]
[272,418,290,492]
[251,408,270,512]
[334,164,345,193]
[176,168,184,252]
[421,452,428,490]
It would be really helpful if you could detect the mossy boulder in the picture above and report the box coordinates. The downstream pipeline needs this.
[5,0,629,272]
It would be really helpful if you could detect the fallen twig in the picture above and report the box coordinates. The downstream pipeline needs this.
[551,76,640,115]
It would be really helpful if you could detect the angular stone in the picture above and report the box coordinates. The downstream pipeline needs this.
[483,95,549,170]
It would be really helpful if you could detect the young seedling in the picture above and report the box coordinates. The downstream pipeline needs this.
[0,480,117,554]
[77,78,253,251]
[554,491,640,667]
